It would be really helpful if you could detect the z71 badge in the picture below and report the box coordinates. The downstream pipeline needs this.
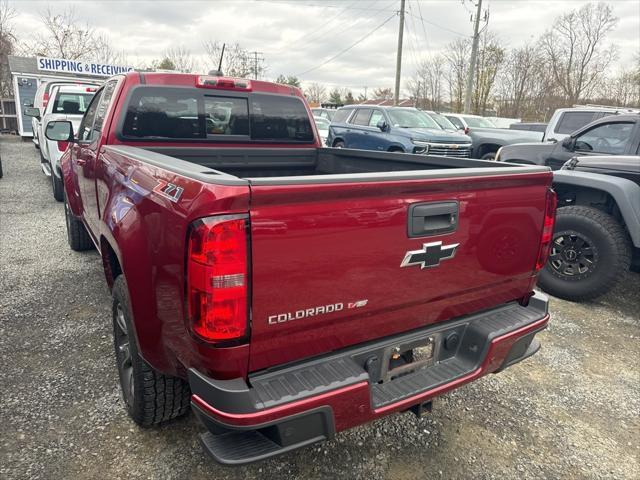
[153,180,184,203]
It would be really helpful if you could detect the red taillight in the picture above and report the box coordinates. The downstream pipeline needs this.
[86,87,97,92]
[196,76,252,90]
[535,189,557,271]
[43,92,50,108]
[187,215,249,343]
[57,141,69,152]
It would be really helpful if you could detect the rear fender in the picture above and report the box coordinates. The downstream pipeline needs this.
[60,148,82,214]
[553,170,640,247]
[97,146,252,379]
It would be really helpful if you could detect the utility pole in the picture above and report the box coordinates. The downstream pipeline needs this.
[394,0,405,106]
[463,0,482,114]
[249,51,264,80]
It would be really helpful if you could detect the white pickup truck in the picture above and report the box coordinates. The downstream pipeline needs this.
[25,84,97,201]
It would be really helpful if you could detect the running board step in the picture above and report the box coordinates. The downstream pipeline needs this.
[41,162,52,177]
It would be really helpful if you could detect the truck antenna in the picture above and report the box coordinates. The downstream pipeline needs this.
[208,43,226,77]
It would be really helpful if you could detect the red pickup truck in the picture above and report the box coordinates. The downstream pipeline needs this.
[45,72,555,465]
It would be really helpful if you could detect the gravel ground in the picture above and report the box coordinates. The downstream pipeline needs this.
[1,134,639,480]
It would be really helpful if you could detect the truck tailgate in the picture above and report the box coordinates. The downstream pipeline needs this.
[247,171,551,372]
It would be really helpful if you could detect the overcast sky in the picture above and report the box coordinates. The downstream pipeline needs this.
[10,0,640,94]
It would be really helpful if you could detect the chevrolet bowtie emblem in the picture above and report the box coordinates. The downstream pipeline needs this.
[400,241,460,269]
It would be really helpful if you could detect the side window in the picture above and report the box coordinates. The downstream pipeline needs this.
[77,89,104,142]
[447,116,464,129]
[575,122,633,154]
[556,111,596,135]
[369,110,384,127]
[93,80,118,135]
[332,108,353,123]
[351,108,372,126]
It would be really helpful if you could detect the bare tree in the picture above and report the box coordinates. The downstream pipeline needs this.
[165,45,194,73]
[597,69,640,107]
[26,7,99,60]
[541,2,618,104]
[444,38,471,112]
[202,40,262,78]
[496,44,540,117]
[0,0,16,97]
[414,56,445,110]
[472,31,505,115]
[304,82,327,104]
[92,34,129,65]
[372,87,393,100]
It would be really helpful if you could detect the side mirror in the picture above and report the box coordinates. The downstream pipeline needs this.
[24,107,41,118]
[45,121,74,142]
[561,136,575,150]
[376,120,387,132]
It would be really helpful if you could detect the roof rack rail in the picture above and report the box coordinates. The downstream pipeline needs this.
[571,103,640,113]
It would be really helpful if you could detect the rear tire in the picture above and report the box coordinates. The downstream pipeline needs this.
[333,140,345,148]
[64,195,93,251]
[481,152,496,160]
[537,206,631,301]
[112,275,190,426]
[52,170,64,202]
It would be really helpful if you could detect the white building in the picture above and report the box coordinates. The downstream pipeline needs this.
[8,55,133,137]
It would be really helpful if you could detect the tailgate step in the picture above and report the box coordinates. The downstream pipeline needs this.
[250,357,368,409]
[372,358,469,408]
[371,299,546,408]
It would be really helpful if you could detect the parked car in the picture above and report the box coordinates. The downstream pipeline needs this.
[311,107,338,121]
[510,122,548,133]
[444,113,543,160]
[328,106,473,157]
[46,71,554,465]
[542,105,639,143]
[496,114,640,170]
[486,116,521,129]
[423,110,459,131]
[538,155,640,301]
[30,79,101,149]
[25,83,97,200]
[313,116,330,146]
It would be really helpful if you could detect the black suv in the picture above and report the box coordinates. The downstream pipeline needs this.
[496,114,640,170]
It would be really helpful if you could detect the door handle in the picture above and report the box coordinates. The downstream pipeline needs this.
[408,202,458,237]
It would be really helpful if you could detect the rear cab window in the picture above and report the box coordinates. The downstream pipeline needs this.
[51,92,94,114]
[120,87,314,143]
[555,111,598,135]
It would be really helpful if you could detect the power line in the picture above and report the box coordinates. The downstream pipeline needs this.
[404,12,468,37]
[270,0,394,56]
[254,0,396,11]
[413,0,431,52]
[295,13,397,76]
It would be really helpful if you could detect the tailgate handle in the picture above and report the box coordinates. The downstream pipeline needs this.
[408,202,458,237]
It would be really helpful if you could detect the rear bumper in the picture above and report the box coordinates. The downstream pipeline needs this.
[190,291,549,464]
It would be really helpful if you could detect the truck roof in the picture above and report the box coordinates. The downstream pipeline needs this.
[124,71,304,97]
